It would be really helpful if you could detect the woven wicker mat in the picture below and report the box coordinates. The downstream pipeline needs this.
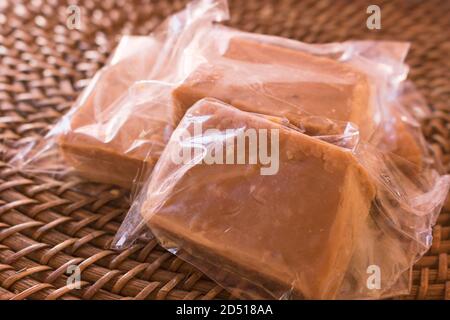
[0,0,449,300]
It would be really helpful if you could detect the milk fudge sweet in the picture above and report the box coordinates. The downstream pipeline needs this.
[174,34,425,166]
[143,99,376,299]
[59,81,181,188]
[57,37,181,188]
[59,97,178,188]
[173,36,374,139]
[78,36,161,114]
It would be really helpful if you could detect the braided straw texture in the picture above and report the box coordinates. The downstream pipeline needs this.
[0,0,449,300]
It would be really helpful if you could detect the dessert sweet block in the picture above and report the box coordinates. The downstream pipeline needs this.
[173,35,374,139]
[174,32,424,167]
[143,99,376,299]
[57,37,180,188]
[59,95,178,188]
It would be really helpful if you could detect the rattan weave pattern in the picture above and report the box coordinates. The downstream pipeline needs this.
[0,0,449,300]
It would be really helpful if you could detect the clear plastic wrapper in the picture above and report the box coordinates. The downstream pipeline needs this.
[9,0,229,188]
[114,98,450,299]
[374,81,434,172]
[170,26,437,173]
[10,34,163,187]
[10,0,434,189]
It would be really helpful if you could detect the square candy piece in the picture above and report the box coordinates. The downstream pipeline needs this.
[58,37,181,187]
[143,99,376,299]
[173,35,373,139]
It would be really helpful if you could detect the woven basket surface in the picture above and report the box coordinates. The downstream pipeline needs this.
[0,0,449,300]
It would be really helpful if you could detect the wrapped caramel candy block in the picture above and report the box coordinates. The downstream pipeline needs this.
[114,98,450,299]
[124,98,376,299]
[10,0,229,187]
[173,35,374,139]
[52,36,173,187]
[55,0,230,187]
[58,82,180,188]
[173,26,428,168]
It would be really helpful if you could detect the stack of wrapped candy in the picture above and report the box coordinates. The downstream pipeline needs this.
[12,0,450,299]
